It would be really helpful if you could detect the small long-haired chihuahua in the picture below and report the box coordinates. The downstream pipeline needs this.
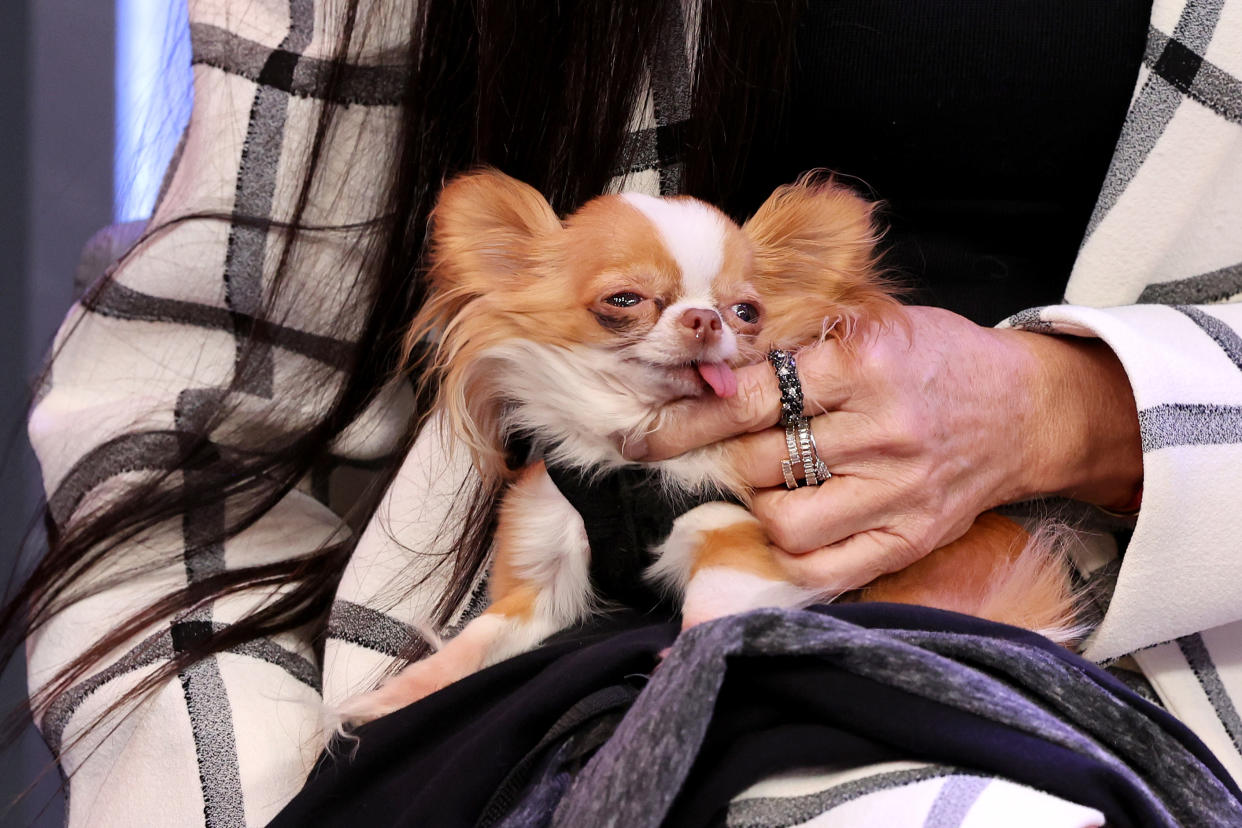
[338,169,1081,724]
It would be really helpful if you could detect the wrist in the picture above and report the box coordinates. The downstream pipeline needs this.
[1005,330,1143,508]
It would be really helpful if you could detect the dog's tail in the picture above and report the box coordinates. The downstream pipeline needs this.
[973,520,1090,647]
[857,512,1090,648]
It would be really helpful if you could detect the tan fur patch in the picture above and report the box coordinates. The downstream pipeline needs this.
[858,512,1031,614]
[742,173,900,351]
[691,520,784,581]
[563,198,685,313]
[484,588,539,622]
[484,463,550,621]
[855,512,1081,643]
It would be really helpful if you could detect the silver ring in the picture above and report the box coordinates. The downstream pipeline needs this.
[805,424,831,481]
[782,423,802,489]
[795,418,819,486]
[780,459,799,489]
[780,417,832,487]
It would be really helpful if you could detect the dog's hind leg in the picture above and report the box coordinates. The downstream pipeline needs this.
[336,462,592,724]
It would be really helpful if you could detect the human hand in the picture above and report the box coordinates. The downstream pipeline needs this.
[632,305,1142,591]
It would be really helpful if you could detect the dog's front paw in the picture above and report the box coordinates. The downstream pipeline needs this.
[334,661,457,728]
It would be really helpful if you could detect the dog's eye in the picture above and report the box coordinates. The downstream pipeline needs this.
[731,302,760,324]
[604,292,644,308]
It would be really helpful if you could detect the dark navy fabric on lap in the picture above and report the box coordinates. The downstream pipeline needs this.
[272,606,1241,828]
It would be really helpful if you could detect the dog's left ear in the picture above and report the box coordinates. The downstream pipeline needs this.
[742,175,896,322]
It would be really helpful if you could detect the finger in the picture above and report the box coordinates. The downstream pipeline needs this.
[776,530,925,592]
[751,476,894,554]
[635,361,780,460]
[636,342,856,461]
[792,343,857,415]
[724,411,877,489]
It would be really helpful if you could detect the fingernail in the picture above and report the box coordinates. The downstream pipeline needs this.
[620,435,649,461]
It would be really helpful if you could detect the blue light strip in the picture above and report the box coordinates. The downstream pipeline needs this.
[114,0,192,222]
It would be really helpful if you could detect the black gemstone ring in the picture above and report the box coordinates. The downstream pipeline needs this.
[768,349,804,428]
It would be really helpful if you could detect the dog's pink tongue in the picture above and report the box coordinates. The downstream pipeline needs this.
[697,361,737,398]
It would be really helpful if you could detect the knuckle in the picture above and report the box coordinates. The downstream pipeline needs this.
[941,514,975,546]
[775,549,816,584]
[902,523,939,560]
[763,512,808,554]
[796,351,831,392]
[885,410,928,453]
[731,379,774,430]
[763,517,797,552]
[852,533,901,580]
[800,343,852,401]
[854,343,890,378]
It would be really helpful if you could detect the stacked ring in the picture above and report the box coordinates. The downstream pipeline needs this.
[781,427,801,489]
[769,349,832,489]
[768,349,804,428]
[805,424,832,482]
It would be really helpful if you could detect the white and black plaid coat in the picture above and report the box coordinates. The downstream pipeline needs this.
[26,0,1242,824]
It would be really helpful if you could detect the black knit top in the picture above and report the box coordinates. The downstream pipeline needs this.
[733,0,1153,324]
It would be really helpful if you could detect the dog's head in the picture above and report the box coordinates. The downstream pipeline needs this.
[409,168,895,479]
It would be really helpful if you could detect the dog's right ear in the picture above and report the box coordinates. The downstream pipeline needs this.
[429,168,562,291]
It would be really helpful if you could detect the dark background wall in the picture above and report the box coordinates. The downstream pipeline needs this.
[2,0,117,824]
[0,0,39,812]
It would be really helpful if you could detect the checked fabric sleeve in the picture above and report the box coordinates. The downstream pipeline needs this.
[1001,0,1242,786]
[25,2,415,825]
